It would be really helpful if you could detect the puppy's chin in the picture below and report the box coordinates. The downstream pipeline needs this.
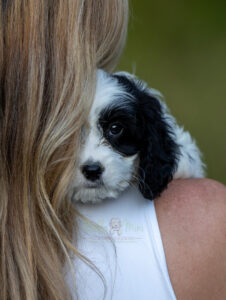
[70,181,130,204]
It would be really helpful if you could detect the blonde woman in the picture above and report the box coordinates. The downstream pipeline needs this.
[0,1,225,300]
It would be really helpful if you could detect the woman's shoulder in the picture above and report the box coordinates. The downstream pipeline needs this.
[158,178,225,203]
[155,178,226,300]
[156,178,226,225]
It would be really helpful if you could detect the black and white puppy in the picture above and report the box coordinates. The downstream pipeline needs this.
[69,70,205,203]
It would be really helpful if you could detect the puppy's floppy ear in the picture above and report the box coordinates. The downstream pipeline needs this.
[113,73,179,200]
[137,89,179,200]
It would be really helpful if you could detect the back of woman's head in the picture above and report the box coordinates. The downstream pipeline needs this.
[0,0,128,299]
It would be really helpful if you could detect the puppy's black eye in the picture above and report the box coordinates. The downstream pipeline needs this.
[109,123,124,136]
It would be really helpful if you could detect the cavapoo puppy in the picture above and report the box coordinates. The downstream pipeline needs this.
[69,70,205,203]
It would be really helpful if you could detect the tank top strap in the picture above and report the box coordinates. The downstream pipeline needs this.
[144,200,177,300]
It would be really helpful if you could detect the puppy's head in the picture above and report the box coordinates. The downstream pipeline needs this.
[69,70,179,203]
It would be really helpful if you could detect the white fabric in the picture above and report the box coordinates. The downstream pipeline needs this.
[66,186,177,300]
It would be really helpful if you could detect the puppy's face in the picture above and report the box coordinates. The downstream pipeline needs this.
[70,71,141,203]
[69,70,178,203]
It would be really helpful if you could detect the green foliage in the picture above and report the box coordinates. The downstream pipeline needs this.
[119,0,226,183]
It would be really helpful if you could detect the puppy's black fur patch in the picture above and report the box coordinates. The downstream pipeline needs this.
[109,74,180,200]
[99,98,140,156]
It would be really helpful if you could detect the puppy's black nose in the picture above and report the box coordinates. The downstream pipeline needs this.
[81,162,103,181]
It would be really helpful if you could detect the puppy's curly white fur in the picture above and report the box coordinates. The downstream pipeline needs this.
[68,70,205,203]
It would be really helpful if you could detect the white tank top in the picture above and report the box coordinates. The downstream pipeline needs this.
[65,186,177,300]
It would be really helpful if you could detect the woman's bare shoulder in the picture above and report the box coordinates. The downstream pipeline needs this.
[156,179,226,229]
[155,179,226,300]
[158,178,226,206]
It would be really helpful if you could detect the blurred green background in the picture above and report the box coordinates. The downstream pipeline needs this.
[118,0,226,184]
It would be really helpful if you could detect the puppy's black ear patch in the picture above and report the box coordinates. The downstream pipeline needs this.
[137,93,179,199]
[113,74,179,200]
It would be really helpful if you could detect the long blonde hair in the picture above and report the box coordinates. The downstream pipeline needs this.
[0,0,128,299]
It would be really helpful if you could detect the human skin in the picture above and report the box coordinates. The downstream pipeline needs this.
[155,178,226,300]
